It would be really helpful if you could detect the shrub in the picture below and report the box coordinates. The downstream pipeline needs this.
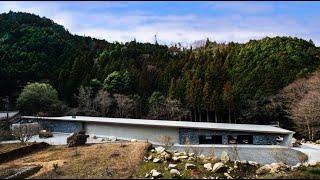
[17,82,63,115]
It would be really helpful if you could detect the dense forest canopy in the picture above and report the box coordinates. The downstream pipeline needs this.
[1,12,320,135]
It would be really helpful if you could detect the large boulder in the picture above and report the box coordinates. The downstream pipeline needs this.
[269,162,289,174]
[39,130,53,138]
[316,139,320,144]
[212,162,226,173]
[185,163,196,170]
[256,162,289,175]
[170,169,181,178]
[67,131,89,147]
[155,146,166,154]
[168,164,177,169]
[150,169,162,178]
[153,158,161,163]
[204,163,213,171]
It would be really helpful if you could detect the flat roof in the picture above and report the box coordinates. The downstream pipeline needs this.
[21,116,294,134]
[0,111,19,120]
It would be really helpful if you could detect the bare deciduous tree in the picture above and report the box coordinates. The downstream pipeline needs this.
[94,90,115,116]
[114,94,138,118]
[290,91,320,140]
[275,69,320,140]
[11,123,40,143]
[157,135,174,150]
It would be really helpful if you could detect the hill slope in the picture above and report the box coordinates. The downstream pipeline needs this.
[1,11,320,125]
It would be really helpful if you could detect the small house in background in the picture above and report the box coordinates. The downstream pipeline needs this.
[21,116,294,146]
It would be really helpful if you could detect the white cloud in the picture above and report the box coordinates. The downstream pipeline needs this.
[0,1,319,46]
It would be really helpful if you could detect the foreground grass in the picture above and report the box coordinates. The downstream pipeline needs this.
[0,142,34,154]
[0,142,151,179]
[272,165,320,179]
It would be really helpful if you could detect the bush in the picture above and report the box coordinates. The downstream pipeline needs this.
[17,82,63,115]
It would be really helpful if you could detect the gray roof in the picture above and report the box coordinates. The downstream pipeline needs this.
[21,116,294,134]
[0,111,19,120]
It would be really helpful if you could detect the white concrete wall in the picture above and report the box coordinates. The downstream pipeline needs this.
[84,122,180,144]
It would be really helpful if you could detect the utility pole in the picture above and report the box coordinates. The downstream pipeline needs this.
[154,34,158,45]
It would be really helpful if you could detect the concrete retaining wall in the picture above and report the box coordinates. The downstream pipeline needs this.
[84,122,180,144]
[169,145,307,166]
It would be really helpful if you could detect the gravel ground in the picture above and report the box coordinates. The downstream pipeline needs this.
[0,133,109,145]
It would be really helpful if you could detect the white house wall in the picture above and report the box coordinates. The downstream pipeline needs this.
[84,122,180,144]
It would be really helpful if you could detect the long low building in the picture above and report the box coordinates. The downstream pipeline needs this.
[21,116,294,146]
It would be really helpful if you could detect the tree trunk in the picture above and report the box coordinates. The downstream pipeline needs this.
[228,106,231,123]
[199,109,202,122]
[206,110,209,122]
[194,109,197,122]
[233,112,236,124]
[214,111,218,123]
[307,120,311,140]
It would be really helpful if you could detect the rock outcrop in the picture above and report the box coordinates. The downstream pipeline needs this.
[67,131,89,147]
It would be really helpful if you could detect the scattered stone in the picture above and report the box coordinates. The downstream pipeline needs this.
[150,169,162,178]
[153,158,161,163]
[168,164,177,169]
[161,152,172,161]
[172,157,180,162]
[220,151,230,162]
[67,131,89,147]
[224,173,233,179]
[179,155,188,160]
[256,164,272,175]
[131,139,137,142]
[316,140,320,144]
[170,169,181,178]
[198,154,206,159]
[180,151,187,155]
[185,163,196,170]
[109,136,117,142]
[240,160,248,164]
[174,152,182,156]
[189,153,195,157]
[204,163,213,171]
[145,173,150,178]
[150,149,155,153]
[291,163,302,170]
[155,146,166,154]
[309,162,317,167]
[147,155,153,161]
[188,157,195,161]
[248,161,259,166]
[301,138,306,143]
[212,162,225,173]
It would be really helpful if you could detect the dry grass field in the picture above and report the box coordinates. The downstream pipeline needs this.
[0,142,151,179]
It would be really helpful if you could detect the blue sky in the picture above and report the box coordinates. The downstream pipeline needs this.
[1,1,320,46]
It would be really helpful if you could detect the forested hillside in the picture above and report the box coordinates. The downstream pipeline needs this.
[1,12,320,133]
